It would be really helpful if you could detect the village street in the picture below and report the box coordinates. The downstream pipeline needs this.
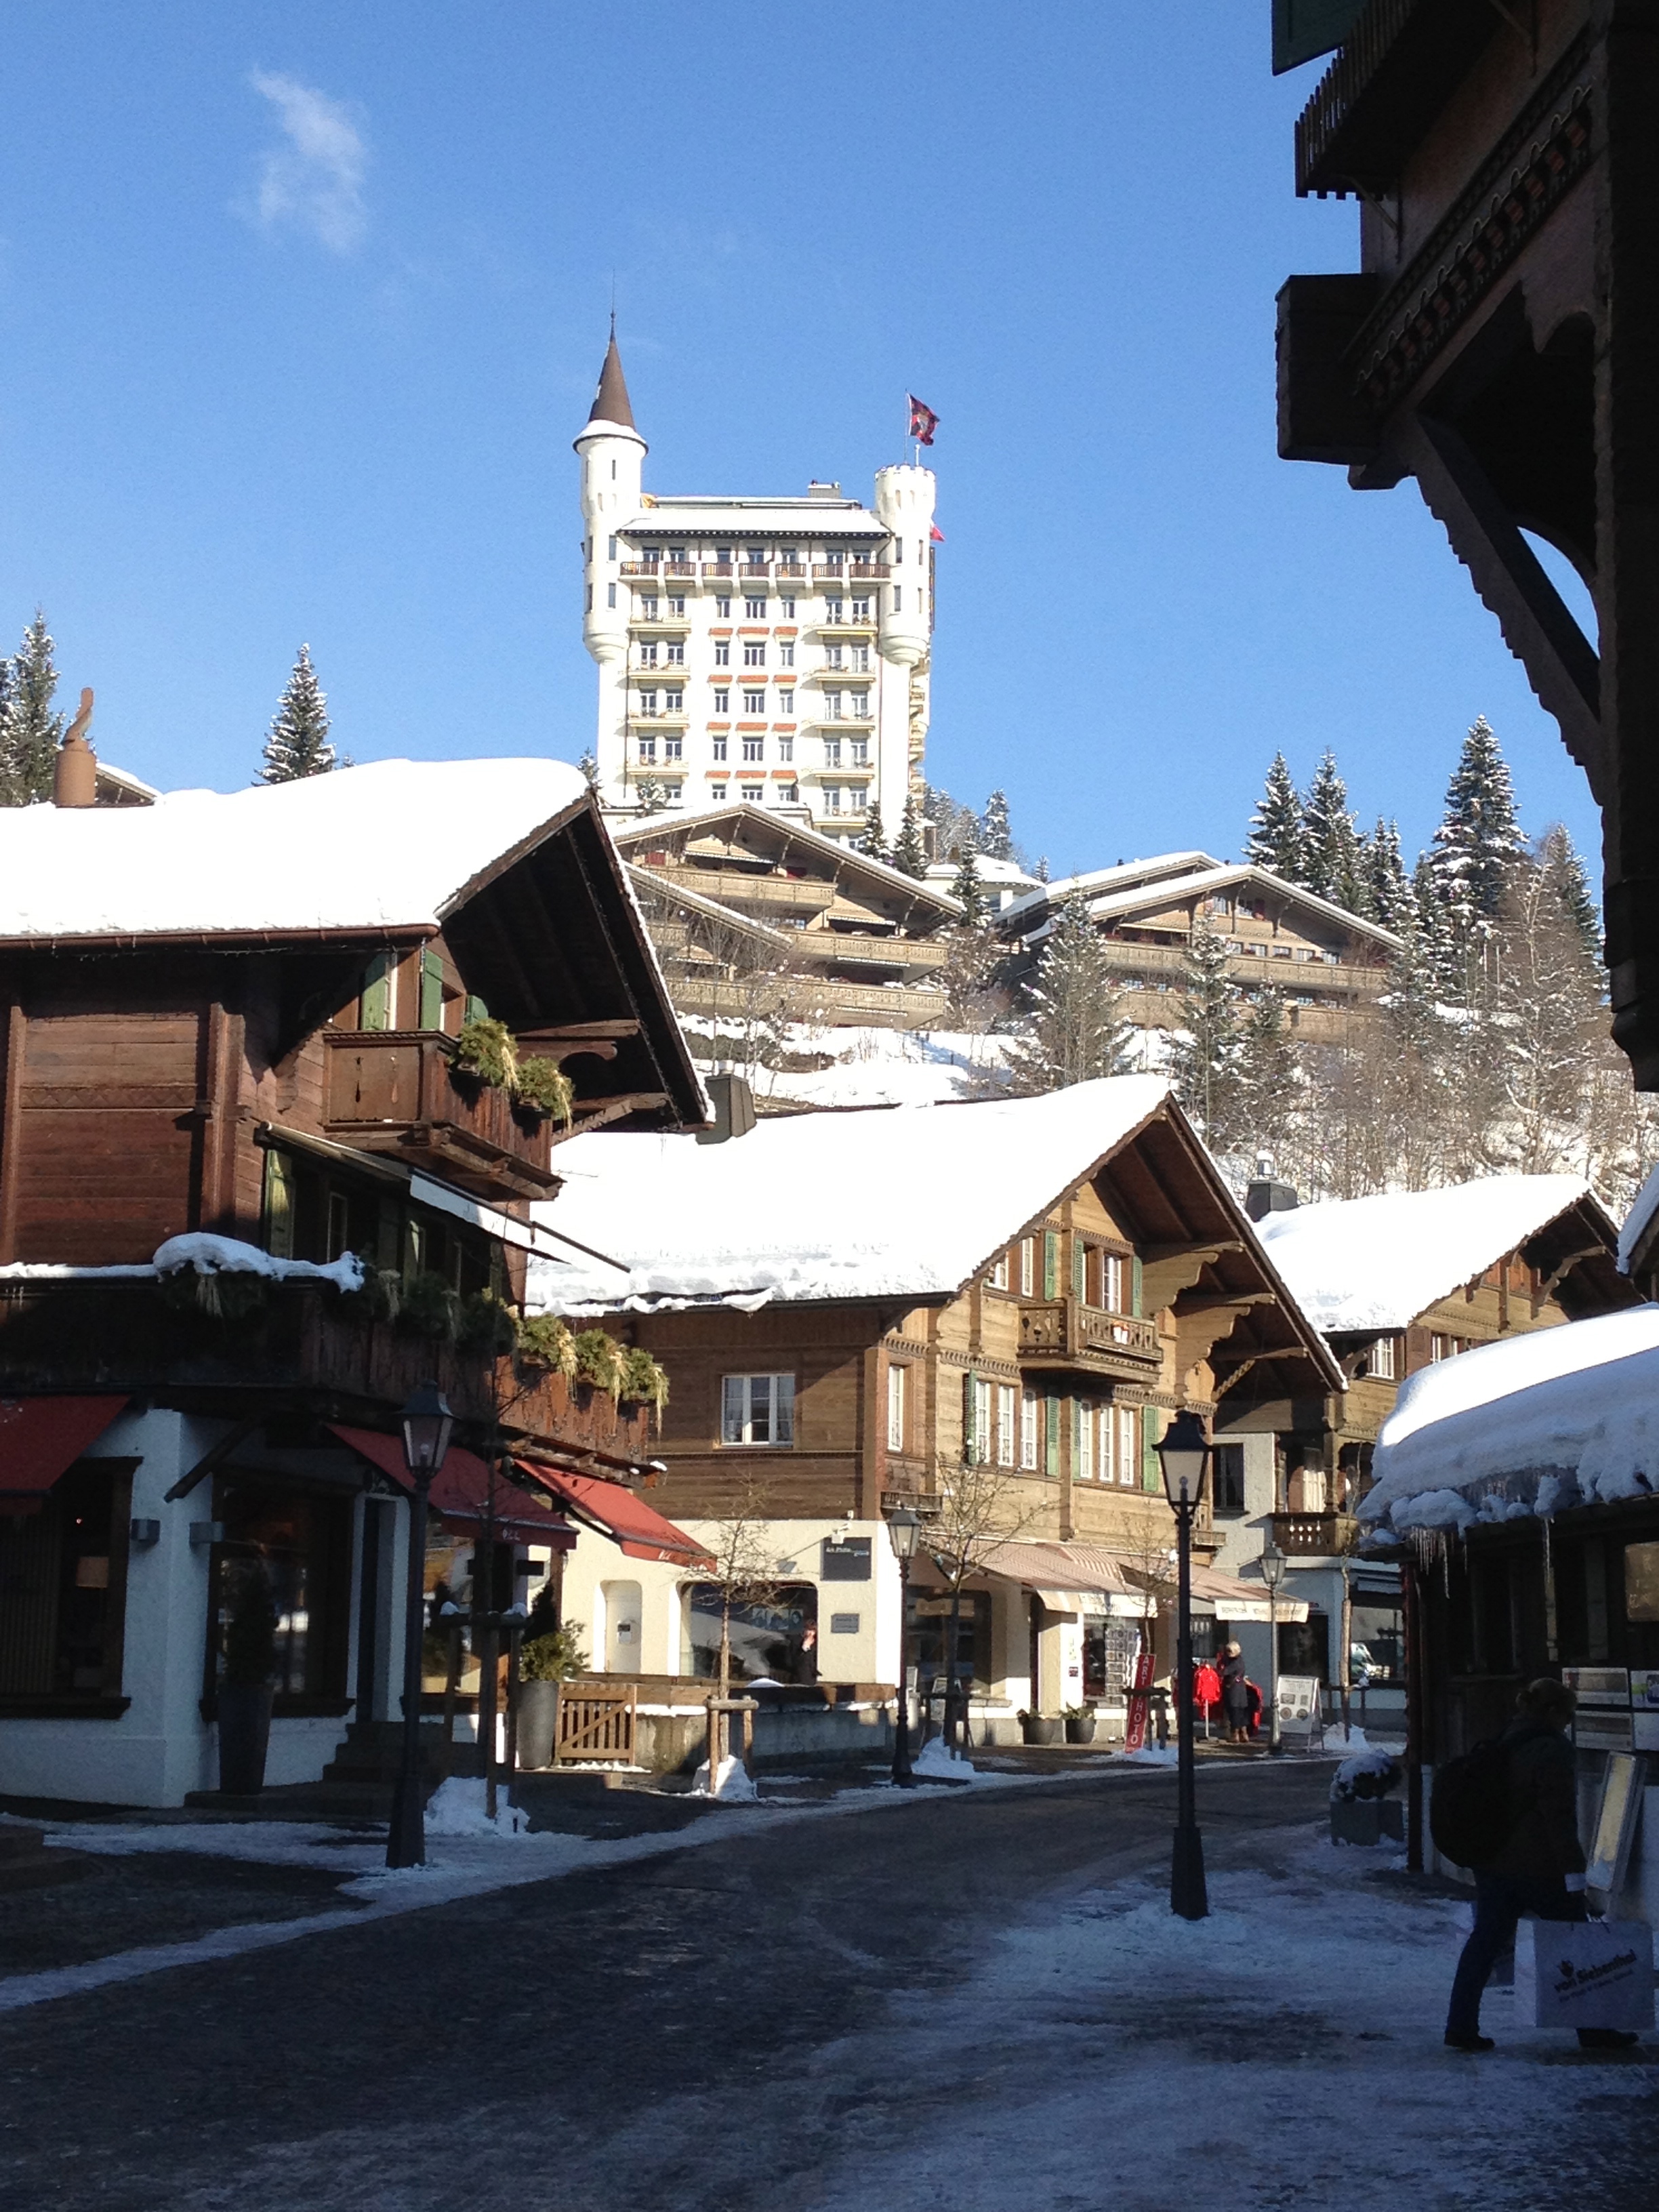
[4,1761,1656,2212]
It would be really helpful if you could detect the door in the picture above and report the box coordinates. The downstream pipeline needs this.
[604,1579,643,1674]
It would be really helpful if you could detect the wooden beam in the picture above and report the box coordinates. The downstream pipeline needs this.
[163,1414,263,1502]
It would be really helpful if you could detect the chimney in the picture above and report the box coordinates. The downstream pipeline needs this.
[52,688,98,808]
[696,1071,758,1144]
[1245,1170,1300,1221]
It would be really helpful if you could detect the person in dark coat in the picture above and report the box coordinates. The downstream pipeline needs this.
[1445,1677,1640,2052]
[1220,1643,1251,1744]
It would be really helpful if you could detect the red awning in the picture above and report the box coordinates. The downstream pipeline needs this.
[516,1462,710,1566]
[0,1396,130,1511]
[328,1426,577,1549]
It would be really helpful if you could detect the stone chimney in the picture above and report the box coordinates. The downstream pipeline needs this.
[52,688,98,808]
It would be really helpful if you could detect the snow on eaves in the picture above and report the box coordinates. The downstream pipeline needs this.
[1361,1304,1659,1534]
[1254,1174,1599,1336]
[1618,1161,1659,1274]
[529,1076,1172,1313]
[0,757,591,941]
[0,1235,363,1291]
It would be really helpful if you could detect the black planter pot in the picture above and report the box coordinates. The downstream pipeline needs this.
[217,1683,276,1795]
[1064,1713,1097,1744]
[1020,1715,1061,1746]
[516,1679,560,1771]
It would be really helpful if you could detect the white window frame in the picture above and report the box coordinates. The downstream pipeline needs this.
[743,640,766,667]
[1020,1388,1039,1471]
[1099,1404,1117,1484]
[1370,1336,1398,1380]
[1019,1237,1036,1297]
[714,640,731,666]
[1115,1406,1139,1486]
[972,1376,991,1466]
[997,1383,1016,1467]
[990,1250,1010,1290]
[713,688,730,714]
[1103,1252,1124,1314]
[721,1372,795,1447]
[743,689,766,714]
[887,1364,907,1452]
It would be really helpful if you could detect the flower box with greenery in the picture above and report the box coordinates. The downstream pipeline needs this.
[218,1568,279,1795]
[1063,1704,1097,1744]
[452,1014,518,1091]
[512,1055,574,1126]
[571,1328,625,1399]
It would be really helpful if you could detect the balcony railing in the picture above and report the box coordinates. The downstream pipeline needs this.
[324,1031,558,1200]
[1018,1300,1162,1374]
[775,564,807,583]
[701,562,735,578]
[620,561,659,577]
[661,561,696,579]
[1269,1512,1360,1557]
[739,562,770,580]
[846,562,890,581]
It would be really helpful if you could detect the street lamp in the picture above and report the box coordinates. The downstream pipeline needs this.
[885,1505,920,1789]
[1260,1540,1286,1758]
[386,1382,454,1870]
[1156,1409,1210,1921]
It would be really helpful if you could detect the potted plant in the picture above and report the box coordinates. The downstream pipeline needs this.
[1063,1703,1098,1745]
[218,1567,279,1795]
[516,1603,589,1771]
[1018,1710,1061,1746]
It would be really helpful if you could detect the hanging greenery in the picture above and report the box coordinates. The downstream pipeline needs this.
[571,1328,625,1398]
[515,1312,577,1378]
[512,1055,575,1125]
[343,1263,402,1325]
[619,1345,670,1416]
[158,1267,269,1325]
[396,1269,461,1342]
[452,1015,517,1090]
[457,1287,517,1355]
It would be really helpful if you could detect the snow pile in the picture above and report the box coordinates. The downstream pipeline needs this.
[1330,1748,1402,1802]
[528,1076,1172,1311]
[691,1755,758,1801]
[913,1736,978,1782]
[153,1233,364,1292]
[1256,1174,1599,1334]
[1364,1304,1659,1532]
[0,756,590,941]
[1619,1160,1659,1274]
[754,1026,1015,1112]
[421,1776,530,1837]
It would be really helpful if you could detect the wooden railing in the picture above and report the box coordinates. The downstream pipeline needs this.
[323,1031,557,1200]
[1269,1513,1359,1557]
[1019,1300,1162,1372]
[555,1681,638,1763]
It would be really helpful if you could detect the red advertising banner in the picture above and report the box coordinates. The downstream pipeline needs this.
[1124,1651,1155,1753]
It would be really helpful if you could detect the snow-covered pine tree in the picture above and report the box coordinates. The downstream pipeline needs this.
[1534,822,1601,966]
[258,645,335,783]
[1300,750,1362,911]
[1412,848,1462,1004]
[1364,817,1416,935]
[855,799,890,863]
[1232,987,1298,1160]
[577,750,600,791]
[634,776,668,814]
[0,611,64,806]
[1004,896,1136,1094]
[1166,916,1242,1147]
[951,838,986,926]
[1246,753,1307,884]
[980,788,1012,861]
[1427,714,1527,941]
[892,792,928,880]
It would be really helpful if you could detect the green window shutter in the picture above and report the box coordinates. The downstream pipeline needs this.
[1045,1395,1060,1479]
[1072,1238,1087,1303]
[419,948,445,1031]
[361,951,393,1032]
[464,994,489,1025]
[1141,1406,1163,1493]
[262,1149,295,1260]
[962,1369,977,1464]
[1131,1254,1143,1317]
[1043,1230,1059,1300]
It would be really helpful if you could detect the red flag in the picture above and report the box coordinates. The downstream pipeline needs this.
[930,523,945,543]
[907,394,939,445]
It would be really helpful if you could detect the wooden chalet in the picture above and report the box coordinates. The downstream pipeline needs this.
[0,752,705,1806]
[529,1078,1339,1738]
[613,801,963,1033]
[1273,1,1659,1090]
[1000,853,1401,1046]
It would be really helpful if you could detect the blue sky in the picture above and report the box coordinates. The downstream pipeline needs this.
[0,2,1602,879]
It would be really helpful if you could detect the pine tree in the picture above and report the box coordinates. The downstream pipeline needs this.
[258,645,335,783]
[855,800,890,864]
[577,750,600,792]
[1494,852,1605,1172]
[1166,917,1242,1147]
[0,611,64,806]
[892,792,928,880]
[1005,897,1136,1094]
[1246,753,1307,884]
[951,840,986,926]
[1363,817,1415,935]
[1412,848,1462,1005]
[635,776,668,814]
[1535,822,1600,966]
[1232,987,1298,1160]
[1300,750,1362,911]
[1427,714,1527,938]
[980,789,1012,861]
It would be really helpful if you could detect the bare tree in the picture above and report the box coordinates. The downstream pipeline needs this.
[922,1452,1038,1750]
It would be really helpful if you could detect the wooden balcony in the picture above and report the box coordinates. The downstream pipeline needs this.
[1268,1512,1360,1558]
[1018,1299,1162,1379]
[323,1031,558,1201]
[846,562,890,581]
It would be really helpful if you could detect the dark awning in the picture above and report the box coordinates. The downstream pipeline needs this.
[327,1426,577,1548]
[0,1396,130,1513]
[516,1462,710,1566]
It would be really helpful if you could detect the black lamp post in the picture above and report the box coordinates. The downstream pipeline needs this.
[885,1505,920,1788]
[386,1382,454,1870]
[1156,1409,1210,1921]
[1260,1539,1287,1758]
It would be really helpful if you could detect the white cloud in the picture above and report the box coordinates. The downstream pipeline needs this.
[245,71,368,253]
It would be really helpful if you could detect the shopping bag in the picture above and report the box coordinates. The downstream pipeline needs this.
[1514,1919,1656,2030]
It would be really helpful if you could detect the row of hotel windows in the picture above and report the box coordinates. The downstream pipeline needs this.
[636,642,872,671]
[630,776,867,815]
[637,733,871,766]
[630,595,878,625]
[637,689,872,720]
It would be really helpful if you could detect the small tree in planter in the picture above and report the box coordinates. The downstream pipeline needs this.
[218,1566,279,1795]
[1063,1703,1098,1744]
[516,1596,590,1771]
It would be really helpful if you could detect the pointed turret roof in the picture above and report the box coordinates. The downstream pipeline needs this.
[588,329,636,430]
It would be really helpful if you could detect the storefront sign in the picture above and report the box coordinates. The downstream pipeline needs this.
[1124,1652,1155,1752]
[821,1536,872,1582]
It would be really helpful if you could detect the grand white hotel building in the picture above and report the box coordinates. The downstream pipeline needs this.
[577,335,936,839]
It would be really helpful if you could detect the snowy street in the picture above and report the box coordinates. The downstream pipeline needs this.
[5,1761,1656,2211]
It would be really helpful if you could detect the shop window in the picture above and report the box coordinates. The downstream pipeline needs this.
[0,1460,133,1700]
[1277,1614,1329,1683]
[683,1584,817,1682]
[208,1479,353,1708]
[1349,1599,1404,1683]
[1084,1619,1143,1700]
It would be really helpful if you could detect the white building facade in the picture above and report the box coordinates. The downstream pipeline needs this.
[576,335,935,840]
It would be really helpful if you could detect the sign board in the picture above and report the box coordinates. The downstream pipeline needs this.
[1124,1652,1155,1753]
[1515,1919,1655,2031]
[1567,1666,1635,1753]
[1631,1671,1659,1752]
[821,1536,872,1582]
[1276,1675,1325,1749]
[1586,1753,1647,1896]
[827,1612,860,1637]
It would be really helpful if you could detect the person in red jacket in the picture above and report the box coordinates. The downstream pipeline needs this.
[1193,1658,1221,1738]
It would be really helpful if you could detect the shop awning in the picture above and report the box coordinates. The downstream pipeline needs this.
[1183,1561,1309,1625]
[975,1540,1151,1620]
[0,1395,130,1511]
[327,1427,577,1548]
[516,1462,711,1567]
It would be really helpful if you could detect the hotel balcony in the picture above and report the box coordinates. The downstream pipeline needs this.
[739,563,771,581]
[1018,1299,1162,1380]
[701,561,735,580]
[775,563,808,586]
[846,563,891,583]
[660,561,697,582]
[619,560,660,578]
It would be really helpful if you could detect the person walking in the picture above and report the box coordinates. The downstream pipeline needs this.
[1220,1643,1251,1745]
[1444,1677,1640,2053]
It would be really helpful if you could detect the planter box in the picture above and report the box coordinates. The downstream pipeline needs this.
[1021,1715,1061,1746]
[1330,1798,1404,1847]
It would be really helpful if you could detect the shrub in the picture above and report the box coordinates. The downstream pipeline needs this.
[572,1328,625,1398]
[520,1622,590,1682]
[513,1056,574,1124]
[619,1346,670,1416]
[397,1270,461,1342]
[453,1015,517,1090]
[457,1288,517,1355]
[516,1312,577,1378]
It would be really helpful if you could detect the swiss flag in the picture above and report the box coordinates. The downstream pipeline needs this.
[907,394,939,445]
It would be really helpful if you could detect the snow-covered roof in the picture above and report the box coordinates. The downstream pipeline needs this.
[1361,1305,1659,1534]
[1000,853,1220,926]
[621,501,883,537]
[924,856,1042,888]
[0,758,592,942]
[612,802,963,917]
[1618,1162,1659,1275]
[1255,1176,1603,1334]
[530,1077,1173,1311]
[1001,856,1404,954]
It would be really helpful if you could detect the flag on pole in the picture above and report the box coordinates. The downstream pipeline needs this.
[930,523,945,543]
[907,394,939,446]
